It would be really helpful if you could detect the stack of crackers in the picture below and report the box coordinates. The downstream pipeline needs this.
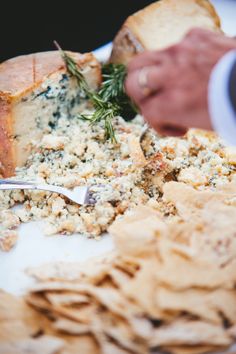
[1,181,236,354]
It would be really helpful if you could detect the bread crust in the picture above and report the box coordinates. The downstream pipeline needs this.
[0,51,100,100]
[110,0,221,64]
[195,0,221,28]
[110,27,144,65]
[0,51,101,177]
[0,97,14,177]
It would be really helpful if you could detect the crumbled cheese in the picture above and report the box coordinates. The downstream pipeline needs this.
[0,112,235,246]
[0,210,20,229]
[0,230,18,252]
[0,210,20,251]
[225,147,236,165]
[41,135,69,151]
[178,167,207,186]
[51,197,66,216]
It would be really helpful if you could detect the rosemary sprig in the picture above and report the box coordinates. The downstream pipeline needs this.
[100,63,138,121]
[54,41,137,143]
[99,64,127,101]
[54,41,92,99]
[54,41,117,142]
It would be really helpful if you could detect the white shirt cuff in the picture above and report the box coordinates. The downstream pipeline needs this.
[208,50,236,146]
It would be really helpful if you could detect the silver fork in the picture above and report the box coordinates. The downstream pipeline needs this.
[0,179,96,205]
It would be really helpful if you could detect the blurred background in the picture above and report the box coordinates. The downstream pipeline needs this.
[0,0,235,63]
[0,0,152,62]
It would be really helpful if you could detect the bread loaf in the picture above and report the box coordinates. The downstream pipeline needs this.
[0,51,101,177]
[110,0,221,65]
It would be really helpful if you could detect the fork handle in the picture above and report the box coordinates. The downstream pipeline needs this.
[0,179,37,185]
[0,179,61,192]
[0,183,37,191]
[0,181,66,196]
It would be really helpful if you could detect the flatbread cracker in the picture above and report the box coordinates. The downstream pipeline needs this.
[150,321,231,347]
[128,135,147,168]
[110,206,166,258]
[46,292,90,306]
[16,179,236,353]
[52,318,90,335]
[0,291,42,341]
[163,345,226,354]
[0,335,65,354]
[156,287,236,325]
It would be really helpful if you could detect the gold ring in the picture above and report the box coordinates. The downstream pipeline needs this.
[138,67,152,97]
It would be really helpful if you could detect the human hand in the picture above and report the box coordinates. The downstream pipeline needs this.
[125,28,236,136]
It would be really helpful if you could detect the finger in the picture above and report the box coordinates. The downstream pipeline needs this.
[139,93,167,130]
[183,27,226,45]
[127,51,160,73]
[127,49,170,73]
[184,27,214,41]
[184,27,236,50]
[140,91,188,134]
[140,91,211,135]
[155,123,187,137]
[125,65,166,104]
[141,99,187,137]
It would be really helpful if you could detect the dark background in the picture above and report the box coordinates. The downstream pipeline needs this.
[1,1,153,62]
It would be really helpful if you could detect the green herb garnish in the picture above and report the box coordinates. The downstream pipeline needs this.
[100,63,127,101]
[101,64,138,121]
[54,41,137,143]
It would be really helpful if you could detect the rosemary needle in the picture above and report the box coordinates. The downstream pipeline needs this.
[54,41,92,99]
[99,64,127,101]
[54,41,137,143]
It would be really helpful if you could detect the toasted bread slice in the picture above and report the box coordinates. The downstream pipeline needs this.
[0,51,101,177]
[110,0,221,64]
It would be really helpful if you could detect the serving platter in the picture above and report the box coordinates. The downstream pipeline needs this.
[0,0,236,307]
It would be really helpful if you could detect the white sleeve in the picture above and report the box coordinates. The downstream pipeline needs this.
[208,50,236,146]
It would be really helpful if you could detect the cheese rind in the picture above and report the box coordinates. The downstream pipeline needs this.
[110,0,221,65]
[0,51,101,177]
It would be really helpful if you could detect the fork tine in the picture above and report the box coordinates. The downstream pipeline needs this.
[69,186,92,205]
[84,189,97,205]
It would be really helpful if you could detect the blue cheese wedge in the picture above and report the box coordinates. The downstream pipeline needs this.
[0,51,101,177]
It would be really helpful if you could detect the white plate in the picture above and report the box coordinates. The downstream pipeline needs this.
[0,0,236,302]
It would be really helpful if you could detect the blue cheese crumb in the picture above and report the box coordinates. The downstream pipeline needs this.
[0,112,236,242]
